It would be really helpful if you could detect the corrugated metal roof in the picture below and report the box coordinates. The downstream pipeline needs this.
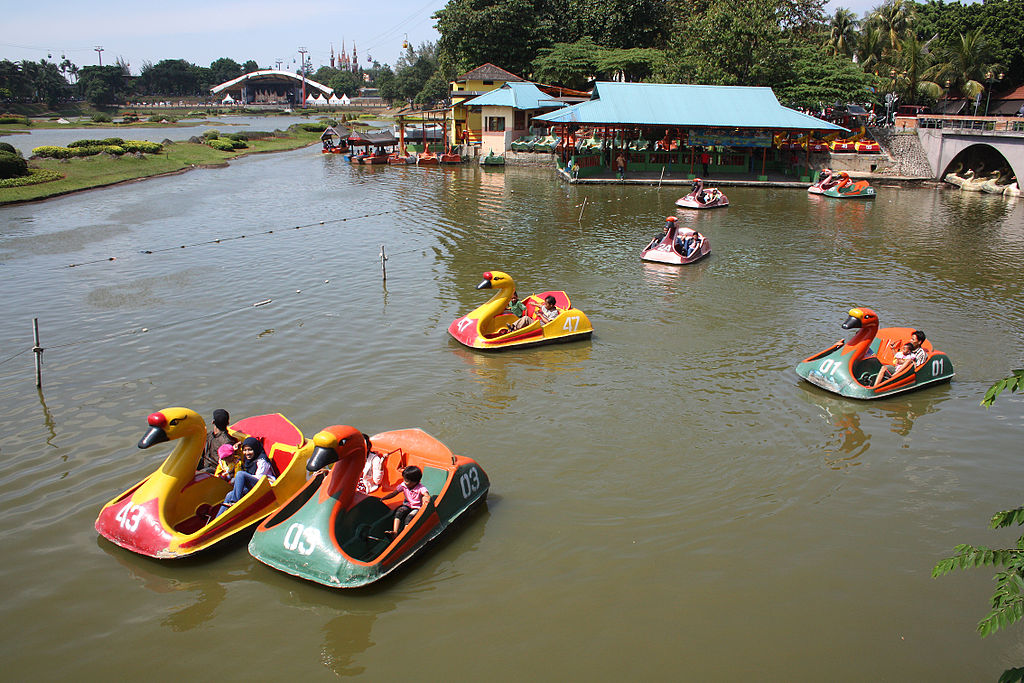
[455,63,524,83]
[534,82,845,131]
[462,82,556,110]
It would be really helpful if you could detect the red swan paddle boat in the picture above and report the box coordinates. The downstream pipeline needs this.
[676,178,728,209]
[641,216,710,265]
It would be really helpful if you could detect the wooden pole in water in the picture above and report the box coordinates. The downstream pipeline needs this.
[578,197,588,223]
[380,244,388,281]
[32,318,42,388]
[659,166,665,187]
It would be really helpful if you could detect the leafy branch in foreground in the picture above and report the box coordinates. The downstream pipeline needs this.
[932,508,1024,637]
[982,370,1024,407]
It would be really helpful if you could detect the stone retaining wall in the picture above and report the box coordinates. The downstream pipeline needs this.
[868,128,934,177]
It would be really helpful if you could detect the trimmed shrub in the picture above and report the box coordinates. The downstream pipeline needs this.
[0,168,63,188]
[244,130,275,140]
[0,114,30,125]
[91,113,113,123]
[298,121,329,132]
[68,138,126,148]
[0,151,29,178]
[227,132,247,141]
[32,145,73,159]
[0,141,17,154]
[229,139,247,149]
[121,140,162,154]
[207,138,235,151]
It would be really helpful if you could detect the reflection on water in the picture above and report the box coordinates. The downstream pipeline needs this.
[2,154,1024,678]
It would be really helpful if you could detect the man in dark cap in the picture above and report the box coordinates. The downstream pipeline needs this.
[199,408,236,473]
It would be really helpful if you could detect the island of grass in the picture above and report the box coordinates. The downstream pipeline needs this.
[0,125,326,205]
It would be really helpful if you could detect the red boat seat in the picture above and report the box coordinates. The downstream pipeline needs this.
[268,444,294,475]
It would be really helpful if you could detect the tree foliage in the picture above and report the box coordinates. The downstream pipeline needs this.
[434,0,554,76]
[77,65,129,106]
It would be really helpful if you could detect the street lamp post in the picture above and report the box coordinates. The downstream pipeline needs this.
[984,71,1004,117]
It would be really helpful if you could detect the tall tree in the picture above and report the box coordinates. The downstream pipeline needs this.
[209,58,243,85]
[77,65,128,105]
[868,0,914,50]
[928,28,999,110]
[827,7,860,57]
[433,0,553,76]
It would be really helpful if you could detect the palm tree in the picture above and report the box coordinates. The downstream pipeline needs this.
[869,0,914,51]
[827,8,860,58]
[927,29,1000,112]
[892,33,942,103]
[855,25,887,72]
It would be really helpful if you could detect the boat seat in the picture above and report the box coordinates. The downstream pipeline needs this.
[336,496,394,561]
[268,444,294,475]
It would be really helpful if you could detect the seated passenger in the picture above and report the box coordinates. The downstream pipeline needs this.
[216,437,277,516]
[537,295,560,324]
[873,331,927,387]
[382,465,430,537]
[683,231,702,257]
[213,443,243,481]
[199,408,236,473]
[505,290,533,332]
[651,217,677,248]
[357,446,386,494]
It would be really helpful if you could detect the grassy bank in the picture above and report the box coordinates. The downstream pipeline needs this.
[0,128,322,205]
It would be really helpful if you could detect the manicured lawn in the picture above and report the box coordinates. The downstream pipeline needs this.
[0,130,322,204]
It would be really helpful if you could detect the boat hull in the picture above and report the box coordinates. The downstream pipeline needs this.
[95,412,313,559]
[796,332,954,399]
[448,290,593,350]
[248,429,489,588]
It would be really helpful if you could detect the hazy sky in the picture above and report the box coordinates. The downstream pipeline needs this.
[4,0,980,78]
[2,0,446,75]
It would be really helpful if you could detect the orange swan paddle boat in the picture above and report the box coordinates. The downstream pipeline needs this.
[248,424,489,588]
[95,408,313,558]
[448,270,593,350]
[796,307,954,399]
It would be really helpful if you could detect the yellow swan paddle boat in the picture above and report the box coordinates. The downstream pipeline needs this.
[448,270,593,350]
[95,407,313,559]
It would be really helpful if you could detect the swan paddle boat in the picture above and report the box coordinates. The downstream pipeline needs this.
[248,425,488,588]
[641,216,710,265]
[676,178,728,209]
[822,172,875,198]
[808,168,840,195]
[448,270,593,350]
[95,408,314,558]
[796,307,954,399]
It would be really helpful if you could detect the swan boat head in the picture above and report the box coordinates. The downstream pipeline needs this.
[309,425,369,509]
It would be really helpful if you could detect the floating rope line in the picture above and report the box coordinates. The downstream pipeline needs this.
[62,210,395,269]
[0,346,32,367]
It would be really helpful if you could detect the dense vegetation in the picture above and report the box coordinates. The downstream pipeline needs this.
[1,0,1021,109]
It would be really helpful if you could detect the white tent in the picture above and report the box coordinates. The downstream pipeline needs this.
[328,93,342,105]
[339,94,351,106]
[305,93,317,104]
[221,93,234,104]
[315,93,329,106]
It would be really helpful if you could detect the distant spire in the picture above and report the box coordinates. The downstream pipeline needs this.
[352,42,357,72]
[330,43,335,69]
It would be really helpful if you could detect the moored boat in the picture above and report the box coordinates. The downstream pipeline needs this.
[822,172,875,198]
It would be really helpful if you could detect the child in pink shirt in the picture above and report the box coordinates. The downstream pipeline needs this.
[382,465,430,538]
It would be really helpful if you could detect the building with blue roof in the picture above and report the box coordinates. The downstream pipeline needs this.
[461,81,583,156]
[531,82,848,180]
